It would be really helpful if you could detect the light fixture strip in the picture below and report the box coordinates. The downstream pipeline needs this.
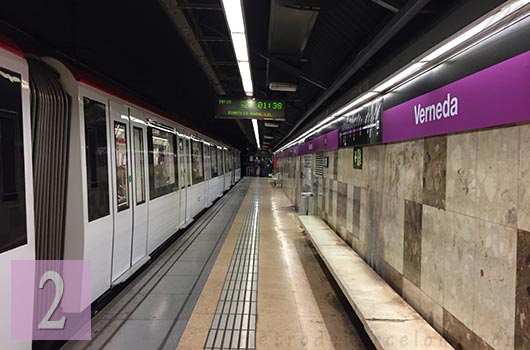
[276,0,530,153]
[252,119,260,149]
[221,0,254,96]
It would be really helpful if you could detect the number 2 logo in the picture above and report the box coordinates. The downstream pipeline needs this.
[38,271,66,330]
[11,260,91,341]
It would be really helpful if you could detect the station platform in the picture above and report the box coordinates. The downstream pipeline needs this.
[61,177,369,350]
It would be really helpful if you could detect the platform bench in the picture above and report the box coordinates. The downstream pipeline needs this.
[298,215,454,350]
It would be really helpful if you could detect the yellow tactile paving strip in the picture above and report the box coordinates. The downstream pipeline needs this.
[177,178,365,350]
[177,182,255,350]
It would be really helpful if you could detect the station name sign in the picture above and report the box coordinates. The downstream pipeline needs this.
[383,49,530,143]
[215,98,285,121]
[339,100,383,147]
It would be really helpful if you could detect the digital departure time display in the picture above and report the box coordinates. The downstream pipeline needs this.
[216,98,285,120]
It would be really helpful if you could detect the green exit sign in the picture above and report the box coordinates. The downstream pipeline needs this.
[216,98,285,121]
[353,146,363,169]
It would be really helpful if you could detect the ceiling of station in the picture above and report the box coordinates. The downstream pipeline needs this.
[0,0,489,151]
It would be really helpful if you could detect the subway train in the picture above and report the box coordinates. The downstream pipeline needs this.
[0,40,241,350]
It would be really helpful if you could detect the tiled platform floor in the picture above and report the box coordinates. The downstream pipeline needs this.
[179,178,368,350]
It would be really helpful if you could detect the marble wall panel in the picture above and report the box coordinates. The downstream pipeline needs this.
[518,124,530,232]
[317,177,324,212]
[402,140,424,203]
[381,261,403,295]
[381,194,405,273]
[443,310,495,350]
[443,211,477,329]
[352,186,361,239]
[421,205,446,305]
[515,229,530,350]
[333,150,339,179]
[359,188,368,245]
[366,144,386,192]
[327,178,332,220]
[346,184,354,234]
[383,142,402,198]
[336,181,348,238]
[473,220,516,350]
[365,190,384,273]
[403,200,422,288]
[338,147,368,187]
[337,148,350,184]
[423,136,447,209]
[402,278,421,313]
[351,235,367,260]
[330,180,338,230]
[384,140,423,202]
[420,291,443,334]
[476,126,518,227]
[446,132,477,217]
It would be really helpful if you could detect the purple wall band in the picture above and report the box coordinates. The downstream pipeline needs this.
[383,49,530,143]
[277,129,339,158]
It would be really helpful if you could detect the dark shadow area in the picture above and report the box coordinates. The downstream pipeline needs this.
[289,220,376,350]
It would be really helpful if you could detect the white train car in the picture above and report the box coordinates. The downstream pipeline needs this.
[45,57,241,299]
[0,38,242,350]
[0,43,36,350]
[234,151,241,182]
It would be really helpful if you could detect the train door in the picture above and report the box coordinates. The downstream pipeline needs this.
[203,142,211,205]
[185,138,193,222]
[109,101,134,281]
[178,136,187,227]
[230,151,236,185]
[129,109,149,266]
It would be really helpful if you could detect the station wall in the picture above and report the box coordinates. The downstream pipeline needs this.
[278,125,530,350]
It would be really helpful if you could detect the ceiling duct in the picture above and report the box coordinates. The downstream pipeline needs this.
[266,0,320,91]
[268,0,319,55]
[269,82,298,92]
[264,122,279,128]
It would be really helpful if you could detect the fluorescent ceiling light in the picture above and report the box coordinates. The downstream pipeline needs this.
[221,0,245,33]
[231,32,249,61]
[373,63,425,92]
[221,0,253,96]
[315,116,335,128]
[331,91,379,117]
[423,0,530,62]
[252,119,260,149]
[264,135,274,139]
[238,61,253,95]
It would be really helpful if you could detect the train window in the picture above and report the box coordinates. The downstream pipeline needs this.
[178,138,187,189]
[218,148,224,175]
[133,127,146,205]
[114,122,129,211]
[0,65,27,253]
[191,140,204,184]
[203,144,210,180]
[225,150,230,172]
[211,146,218,177]
[84,97,110,222]
[147,127,177,199]
[185,139,191,186]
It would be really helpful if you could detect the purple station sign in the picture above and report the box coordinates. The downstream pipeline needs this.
[383,50,530,143]
[283,129,339,158]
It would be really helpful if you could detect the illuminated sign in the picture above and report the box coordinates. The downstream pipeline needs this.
[216,98,285,120]
[339,100,383,147]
